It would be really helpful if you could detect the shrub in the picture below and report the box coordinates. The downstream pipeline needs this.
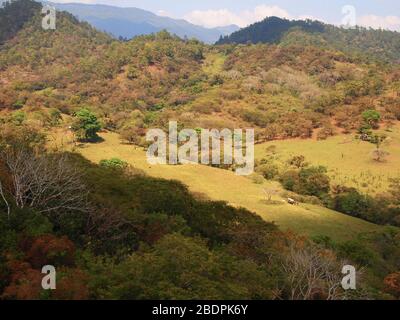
[384,272,400,298]
[250,173,264,184]
[11,111,26,126]
[99,158,128,170]
[22,234,75,269]
[280,166,330,199]
[257,163,279,180]
[362,109,381,129]
[317,124,336,140]
[209,74,224,86]
[332,188,370,219]
[331,187,400,226]
[48,109,62,126]
[297,166,330,198]
[280,170,299,191]
[287,155,308,168]
[337,240,376,267]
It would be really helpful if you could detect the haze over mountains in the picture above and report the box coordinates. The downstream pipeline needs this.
[46,2,239,43]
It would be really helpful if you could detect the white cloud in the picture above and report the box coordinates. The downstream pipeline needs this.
[184,5,291,28]
[157,10,173,18]
[47,1,400,32]
[185,6,400,32]
[358,15,400,31]
[247,5,291,23]
[184,9,246,28]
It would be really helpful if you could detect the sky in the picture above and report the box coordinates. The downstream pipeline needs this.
[50,0,400,30]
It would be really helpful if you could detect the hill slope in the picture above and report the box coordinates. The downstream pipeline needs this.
[0,0,41,44]
[216,16,400,62]
[1,2,400,146]
[1,0,399,237]
[1,1,400,299]
[73,130,382,242]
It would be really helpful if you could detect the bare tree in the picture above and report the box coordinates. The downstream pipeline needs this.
[371,149,389,162]
[281,243,346,300]
[1,148,88,218]
[263,187,279,202]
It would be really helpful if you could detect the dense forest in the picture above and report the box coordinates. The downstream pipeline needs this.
[0,0,400,300]
[217,16,400,63]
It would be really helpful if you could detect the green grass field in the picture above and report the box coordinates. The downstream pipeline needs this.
[255,125,400,194]
[58,130,385,242]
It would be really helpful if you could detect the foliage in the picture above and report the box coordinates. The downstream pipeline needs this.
[362,110,381,129]
[330,186,400,227]
[4,124,377,300]
[0,2,398,143]
[71,108,102,141]
[0,1,400,300]
[92,234,276,300]
[384,272,400,298]
[280,165,330,199]
[11,111,26,126]
[217,16,400,63]
[99,158,128,170]
[0,0,41,45]
[217,17,325,45]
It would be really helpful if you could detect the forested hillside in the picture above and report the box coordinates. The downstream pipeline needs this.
[217,16,400,63]
[1,2,400,143]
[0,0,40,44]
[0,0,400,300]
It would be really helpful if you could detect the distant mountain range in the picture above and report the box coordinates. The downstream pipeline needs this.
[45,2,239,43]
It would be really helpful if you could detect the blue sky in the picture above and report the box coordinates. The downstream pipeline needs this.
[52,0,400,30]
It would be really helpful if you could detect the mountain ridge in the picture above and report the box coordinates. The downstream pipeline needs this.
[216,16,400,62]
[46,2,240,43]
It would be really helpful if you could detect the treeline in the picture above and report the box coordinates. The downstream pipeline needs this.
[217,17,325,45]
[0,0,41,45]
[216,16,400,63]
[256,155,400,227]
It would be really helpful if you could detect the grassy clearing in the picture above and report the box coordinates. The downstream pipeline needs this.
[255,124,400,194]
[56,130,383,242]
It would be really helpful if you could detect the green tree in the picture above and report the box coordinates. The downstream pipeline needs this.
[332,188,369,219]
[280,166,330,199]
[362,110,381,129]
[297,166,330,198]
[72,108,101,141]
[94,234,275,300]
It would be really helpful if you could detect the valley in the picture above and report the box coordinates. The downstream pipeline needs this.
[53,128,384,241]
[1,0,400,300]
